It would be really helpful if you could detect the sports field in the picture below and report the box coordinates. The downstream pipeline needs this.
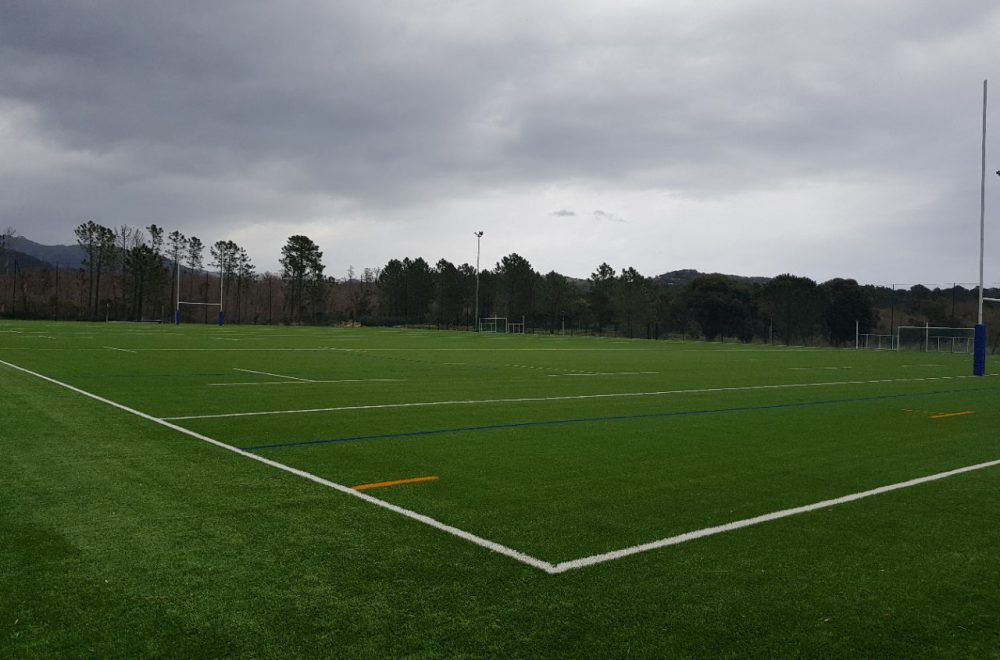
[4,321,1000,657]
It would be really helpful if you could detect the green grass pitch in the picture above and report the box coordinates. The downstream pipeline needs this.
[3,320,1000,657]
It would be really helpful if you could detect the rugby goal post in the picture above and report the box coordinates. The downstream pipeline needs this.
[175,259,225,326]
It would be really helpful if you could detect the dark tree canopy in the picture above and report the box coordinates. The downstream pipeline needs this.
[824,278,876,345]
[684,274,753,342]
[280,234,325,323]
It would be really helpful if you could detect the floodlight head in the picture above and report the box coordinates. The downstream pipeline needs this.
[474,231,484,238]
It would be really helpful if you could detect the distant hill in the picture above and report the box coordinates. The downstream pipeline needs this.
[6,235,775,287]
[7,236,85,268]
[653,269,771,288]
[1,249,51,271]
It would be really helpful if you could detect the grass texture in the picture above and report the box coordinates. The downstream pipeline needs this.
[3,321,1000,657]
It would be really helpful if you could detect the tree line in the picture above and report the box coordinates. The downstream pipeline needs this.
[1,223,997,347]
[0,223,325,325]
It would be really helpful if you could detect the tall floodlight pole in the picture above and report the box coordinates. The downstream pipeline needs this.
[474,231,484,332]
[974,80,988,375]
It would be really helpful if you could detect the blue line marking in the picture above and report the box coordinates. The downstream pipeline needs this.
[242,386,985,452]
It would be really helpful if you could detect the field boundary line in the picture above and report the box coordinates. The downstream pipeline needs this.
[551,456,1000,573]
[239,387,986,451]
[234,367,313,382]
[0,358,558,575]
[208,378,404,387]
[163,373,997,421]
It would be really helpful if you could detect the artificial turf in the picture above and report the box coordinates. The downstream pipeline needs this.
[3,321,1000,657]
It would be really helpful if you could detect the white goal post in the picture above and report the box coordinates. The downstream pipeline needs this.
[478,317,507,333]
[896,324,976,353]
[857,333,896,351]
[479,316,527,333]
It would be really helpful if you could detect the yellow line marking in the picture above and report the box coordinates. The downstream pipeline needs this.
[352,475,439,491]
[929,411,975,420]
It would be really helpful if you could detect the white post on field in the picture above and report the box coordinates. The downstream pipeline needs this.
[974,80,989,375]
[979,80,987,326]
[474,231,484,331]
[174,258,181,325]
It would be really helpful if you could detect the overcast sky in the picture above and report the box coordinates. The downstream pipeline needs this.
[2,1,999,286]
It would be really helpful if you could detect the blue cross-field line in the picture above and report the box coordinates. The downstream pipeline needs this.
[240,386,990,452]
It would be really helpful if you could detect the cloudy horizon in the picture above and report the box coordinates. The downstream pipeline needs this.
[2,1,999,286]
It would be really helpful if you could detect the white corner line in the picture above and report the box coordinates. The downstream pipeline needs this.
[104,346,138,354]
[550,456,1000,573]
[5,356,999,576]
[0,358,557,575]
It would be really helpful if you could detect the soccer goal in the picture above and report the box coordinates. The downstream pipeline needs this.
[896,325,976,353]
[857,333,896,350]
[478,317,507,333]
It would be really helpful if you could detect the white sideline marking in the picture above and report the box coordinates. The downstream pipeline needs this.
[550,458,1000,573]
[162,373,996,421]
[104,346,138,354]
[547,371,659,377]
[114,346,835,353]
[234,367,313,382]
[208,379,404,387]
[0,358,556,575]
[6,358,1000,575]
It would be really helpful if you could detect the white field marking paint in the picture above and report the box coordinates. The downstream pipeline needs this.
[75,346,836,353]
[902,364,946,368]
[161,373,997,421]
[104,346,138,354]
[234,368,313,382]
[124,348,663,352]
[208,379,405,387]
[788,366,851,371]
[0,358,556,574]
[550,457,1000,573]
[548,371,659,377]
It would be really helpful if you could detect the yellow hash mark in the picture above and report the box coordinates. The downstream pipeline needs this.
[929,411,976,420]
[352,475,439,491]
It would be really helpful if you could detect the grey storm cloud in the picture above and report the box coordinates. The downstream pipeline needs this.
[593,210,625,224]
[1,1,999,282]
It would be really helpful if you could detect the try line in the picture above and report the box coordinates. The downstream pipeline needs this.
[163,373,996,421]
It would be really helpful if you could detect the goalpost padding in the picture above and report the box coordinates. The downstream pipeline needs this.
[974,324,986,375]
[177,300,225,326]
